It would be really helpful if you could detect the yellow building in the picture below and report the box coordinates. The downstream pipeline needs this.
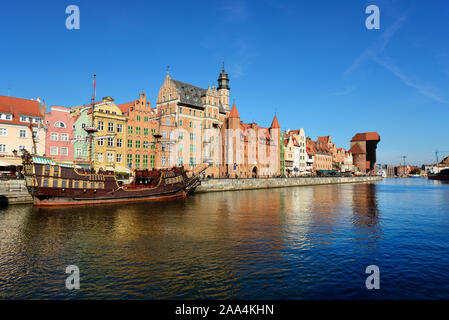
[89,96,127,172]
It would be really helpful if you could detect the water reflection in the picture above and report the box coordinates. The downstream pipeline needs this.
[2,180,448,299]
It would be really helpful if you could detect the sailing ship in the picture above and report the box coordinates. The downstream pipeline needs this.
[21,75,206,206]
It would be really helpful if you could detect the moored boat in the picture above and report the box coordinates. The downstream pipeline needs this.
[21,151,204,206]
[428,168,449,181]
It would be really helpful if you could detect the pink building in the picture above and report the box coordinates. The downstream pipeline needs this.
[44,106,74,161]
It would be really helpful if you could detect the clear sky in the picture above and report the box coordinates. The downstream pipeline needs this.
[1,0,448,165]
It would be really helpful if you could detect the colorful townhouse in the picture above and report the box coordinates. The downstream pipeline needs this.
[71,107,92,164]
[306,137,333,172]
[283,135,295,176]
[118,93,158,170]
[0,95,46,157]
[44,105,75,162]
[285,128,307,174]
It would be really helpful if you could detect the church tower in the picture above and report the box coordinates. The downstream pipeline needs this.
[217,64,230,112]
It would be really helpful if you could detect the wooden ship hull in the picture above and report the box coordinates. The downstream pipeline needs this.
[21,153,202,207]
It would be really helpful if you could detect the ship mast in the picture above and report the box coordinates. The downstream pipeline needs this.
[85,74,98,172]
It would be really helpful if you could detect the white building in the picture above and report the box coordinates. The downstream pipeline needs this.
[286,128,307,174]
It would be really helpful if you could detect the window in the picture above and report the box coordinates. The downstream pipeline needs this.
[117,124,123,133]
[0,128,7,136]
[74,181,79,188]
[177,157,183,166]
[82,123,86,128]
[135,154,141,168]
[108,122,114,132]
[136,115,141,121]
[55,121,66,128]
[98,121,104,130]
[179,107,183,114]
[0,144,6,152]
[83,182,87,189]
[135,140,141,148]
[127,139,133,148]
[61,147,68,156]
[107,152,114,163]
[136,127,141,135]
[61,181,67,188]
[144,116,148,122]
[116,139,122,147]
[144,128,149,136]
[107,138,114,147]
[150,155,155,168]
[166,119,170,126]
[143,155,148,168]
[98,138,104,146]
[189,157,196,167]
[127,154,132,167]
[178,132,183,140]
[116,154,122,163]
[162,130,166,138]
[61,133,68,141]
[179,120,183,126]
[50,147,58,155]
[97,153,104,162]
[128,126,133,134]
[53,180,58,187]
[19,145,26,152]
[43,180,49,187]
[161,156,166,166]
[20,130,27,138]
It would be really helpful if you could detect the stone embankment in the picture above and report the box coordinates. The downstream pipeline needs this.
[0,179,32,205]
[196,176,382,193]
[0,176,382,205]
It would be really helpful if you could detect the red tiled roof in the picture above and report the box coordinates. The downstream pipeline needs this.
[351,132,380,142]
[0,95,43,126]
[117,101,133,114]
[270,114,280,129]
[229,104,240,118]
[349,143,364,154]
[318,136,330,143]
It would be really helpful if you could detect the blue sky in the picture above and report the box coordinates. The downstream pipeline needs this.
[1,0,448,165]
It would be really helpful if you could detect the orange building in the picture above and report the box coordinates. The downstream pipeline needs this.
[306,137,333,172]
[118,93,158,170]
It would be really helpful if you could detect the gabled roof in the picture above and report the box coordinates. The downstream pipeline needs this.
[0,95,43,126]
[229,104,240,118]
[171,79,207,108]
[117,101,133,114]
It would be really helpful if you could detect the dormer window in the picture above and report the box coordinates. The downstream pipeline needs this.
[55,121,66,128]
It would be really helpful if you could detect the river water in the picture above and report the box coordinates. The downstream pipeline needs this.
[1,178,448,299]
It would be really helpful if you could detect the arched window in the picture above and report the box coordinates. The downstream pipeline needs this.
[55,121,66,128]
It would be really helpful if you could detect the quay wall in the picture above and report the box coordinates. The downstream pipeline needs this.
[0,180,32,205]
[0,176,382,205]
[196,176,382,193]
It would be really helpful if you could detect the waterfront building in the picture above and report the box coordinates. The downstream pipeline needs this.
[89,96,127,171]
[341,150,354,172]
[155,69,230,176]
[285,128,307,174]
[222,104,280,178]
[118,93,158,170]
[0,95,46,157]
[283,135,294,176]
[307,137,333,172]
[44,106,74,162]
[349,132,381,174]
[280,132,285,176]
[386,165,396,177]
[71,108,92,164]
[306,144,314,173]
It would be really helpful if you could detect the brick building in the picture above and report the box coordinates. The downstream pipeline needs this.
[349,132,381,174]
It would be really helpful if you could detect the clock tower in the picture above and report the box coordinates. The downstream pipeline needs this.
[217,64,230,112]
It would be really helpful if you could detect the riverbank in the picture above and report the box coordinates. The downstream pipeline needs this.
[0,176,382,205]
[0,180,32,205]
[196,176,382,193]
